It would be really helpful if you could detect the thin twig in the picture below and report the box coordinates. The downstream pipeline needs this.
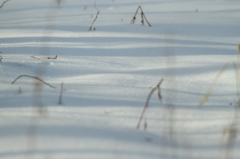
[130,6,140,24]
[11,75,56,88]
[88,1,100,31]
[94,1,99,12]
[136,78,164,129]
[31,56,41,60]
[0,0,10,9]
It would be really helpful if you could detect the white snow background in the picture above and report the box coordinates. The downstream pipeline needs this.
[0,0,240,159]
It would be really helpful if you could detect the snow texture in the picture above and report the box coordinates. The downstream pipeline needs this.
[0,0,240,159]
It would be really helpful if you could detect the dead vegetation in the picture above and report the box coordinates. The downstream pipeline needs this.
[198,45,240,159]
[130,6,151,27]
[31,55,58,60]
[136,78,163,129]
[200,45,240,106]
[0,0,10,9]
[222,100,239,159]
[1,1,239,158]
[199,62,230,106]
[88,1,100,31]
[11,75,56,88]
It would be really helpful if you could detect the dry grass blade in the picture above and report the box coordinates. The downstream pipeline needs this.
[136,78,164,129]
[0,0,10,9]
[11,75,56,88]
[199,63,230,106]
[199,44,240,106]
[88,1,100,31]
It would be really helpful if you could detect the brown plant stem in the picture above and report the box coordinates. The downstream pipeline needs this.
[199,62,229,106]
[88,1,100,31]
[130,6,140,24]
[0,0,10,9]
[11,75,56,89]
[136,78,164,129]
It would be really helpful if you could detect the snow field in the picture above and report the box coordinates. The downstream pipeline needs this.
[0,0,240,159]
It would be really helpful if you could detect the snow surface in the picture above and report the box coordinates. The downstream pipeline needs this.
[0,0,240,159]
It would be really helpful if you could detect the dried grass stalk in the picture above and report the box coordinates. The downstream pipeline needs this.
[88,1,100,31]
[199,63,229,106]
[136,78,163,129]
[11,75,56,88]
[0,0,10,9]
[130,6,151,27]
